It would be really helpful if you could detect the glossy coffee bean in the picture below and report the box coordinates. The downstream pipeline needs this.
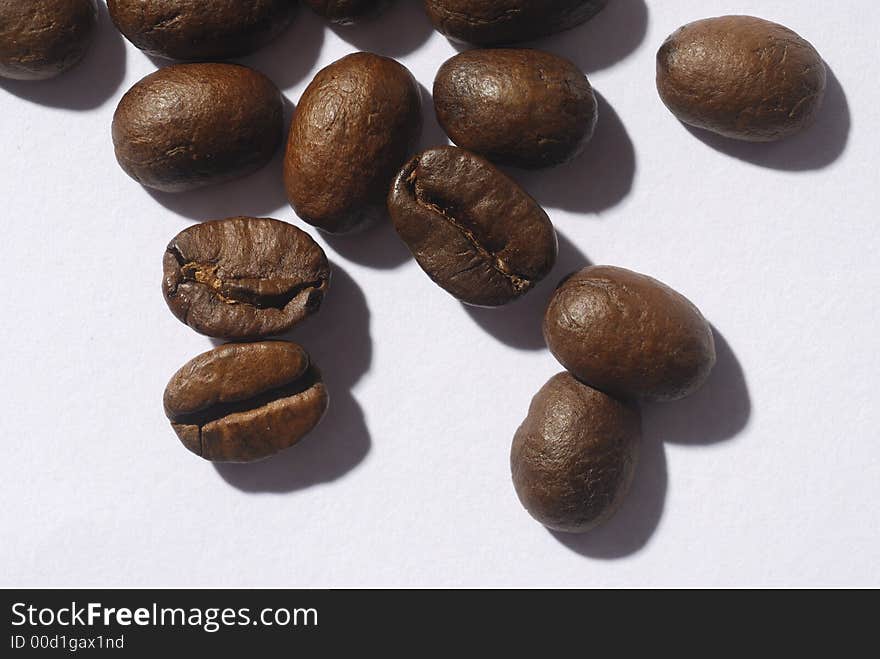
[434,48,597,168]
[544,266,716,402]
[388,146,557,306]
[112,63,283,192]
[511,372,641,533]
[657,15,826,142]
[164,342,328,463]
[304,0,388,24]
[163,217,331,340]
[0,0,97,80]
[107,0,296,61]
[424,0,609,45]
[284,52,422,234]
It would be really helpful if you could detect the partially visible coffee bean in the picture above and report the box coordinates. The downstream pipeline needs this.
[657,15,827,142]
[388,146,557,306]
[0,0,97,80]
[112,63,283,192]
[424,0,609,45]
[164,341,328,463]
[511,372,640,533]
[284,52,422,234]
[163,217,330,340]
[304,0,388,24]
[107,0,296,61]
[434,48,597,168]
[544,266,716,402]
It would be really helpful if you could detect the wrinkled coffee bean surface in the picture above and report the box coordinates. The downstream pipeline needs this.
[388,146,557,306]
[163,217,330,340]
[164,341,328,463]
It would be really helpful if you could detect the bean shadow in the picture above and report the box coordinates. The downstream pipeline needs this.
[238,7,326,90]
[552,325,748,558]
[463,232,591,351]
[552,432,667,559]
[0,3,126,110]
[538,0,649,73]
[214,264,372,493]
[683,66,850,171]
[328,1,434,57]
[506,92,635,214]
[417,82,450,152]
[146,96,295,222]
[320,82,444,270]
[643,327,751,445]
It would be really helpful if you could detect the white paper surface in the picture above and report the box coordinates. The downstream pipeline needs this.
[1,1,877,587]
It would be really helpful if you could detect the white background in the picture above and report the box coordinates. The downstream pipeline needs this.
[1,1,877,588]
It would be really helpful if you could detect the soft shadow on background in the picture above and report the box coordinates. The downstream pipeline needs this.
[0,4,126,109]
[147,96,295,221]
[643,327,751,446]
[552,434,667,559]
[322,81,445,270]
[508,92,636,213]
[417,82,450,152]
[215,264,372,493]
[464,232,591,351]
[553,326,751,558]
[541,0,649,73]
[240,8,325,89]
[330,1,434,57]
[685,67,850,171]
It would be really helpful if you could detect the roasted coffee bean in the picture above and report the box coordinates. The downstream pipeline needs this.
[388,146,557,306]
[434,48,597,168]
[424,0,609,46]
[511,372,640,533]
[112,63,283,192]
[657,15,827,142]
[0,0,97,80]
[163,217,330,340]
[284,52,422,234]
[164,342,328,463]
[304,0,388,24]
[544,266,716,403]
[107,0,296,61]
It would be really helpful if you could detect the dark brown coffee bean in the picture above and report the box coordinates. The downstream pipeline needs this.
[424,0,608,45]
[284,52,422,234]
[0,0,97,80]
[544,266,716,403]
[304,0,388,24]
[107,0,296,61]
[388,146,557,307]
[112,63,283,192]
[657,16,827,142]
[164,341,328,463]
[511,372,640,533]
[163,217,330,340]
[434,49,597,168]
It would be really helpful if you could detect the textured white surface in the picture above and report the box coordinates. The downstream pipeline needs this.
[1,1,878,588]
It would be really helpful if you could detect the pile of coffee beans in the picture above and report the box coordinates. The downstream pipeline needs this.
[1,3,828,534]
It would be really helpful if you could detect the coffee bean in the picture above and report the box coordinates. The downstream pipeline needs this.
[0,0,97,80]
[112,63,283,192]
[164,341,328,463]
[388,146,557,306]
[424,0,608,45]
[544,266,716,402]
[107,0,296,61]
[657,16,827,142]
[163,217,330,340]
[304,0,388,24]
[434,48,597,168]
[511,372,641,533]
[284,52,422,234]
